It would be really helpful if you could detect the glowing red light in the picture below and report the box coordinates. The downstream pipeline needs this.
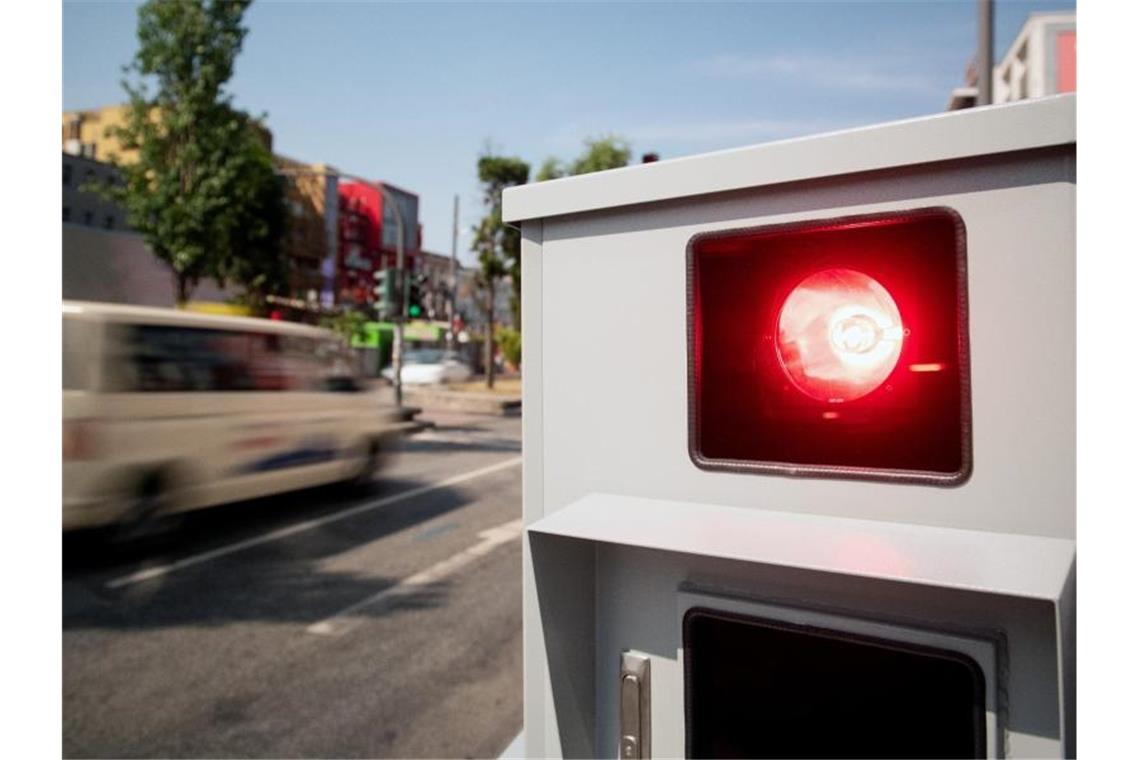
[776,268,903,403]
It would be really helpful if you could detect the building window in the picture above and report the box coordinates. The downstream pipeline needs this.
[104,215,114,230]
[63,164,72,186]
[63,207,71,223]
[83,211,93,226]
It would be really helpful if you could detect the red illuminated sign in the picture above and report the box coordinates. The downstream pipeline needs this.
[687,208,972,484]
[1056,31,1076,93]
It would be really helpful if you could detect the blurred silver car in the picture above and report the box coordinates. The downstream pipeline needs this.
[382,349,473,385]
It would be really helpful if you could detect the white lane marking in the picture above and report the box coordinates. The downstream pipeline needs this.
[306,517,524,637]
[106,457,522,590]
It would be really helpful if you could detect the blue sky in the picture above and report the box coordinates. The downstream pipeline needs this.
[63,0,1072,261]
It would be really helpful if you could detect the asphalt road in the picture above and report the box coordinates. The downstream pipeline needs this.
[63,412,524,759]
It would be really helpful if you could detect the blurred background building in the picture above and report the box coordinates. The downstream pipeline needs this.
[62,152,126,231]
[947,11,1075,110]
[274,155,339,308]
[62,104,274,162]
[61,104,435,319]
[62,149,235,308]
[993,12,1076,104]
[336,180,423,308]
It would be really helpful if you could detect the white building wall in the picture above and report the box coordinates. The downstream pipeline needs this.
[993,12,1076,105]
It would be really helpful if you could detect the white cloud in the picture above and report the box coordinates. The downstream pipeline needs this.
[693,53,941,96]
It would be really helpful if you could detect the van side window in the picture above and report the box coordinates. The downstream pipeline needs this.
[117,325,348,393]
[248,332,291,391]
[125,325,256,392]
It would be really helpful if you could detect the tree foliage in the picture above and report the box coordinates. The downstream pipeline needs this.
[321,308,370,345]
[535,156,565,182]
[569,134,631,174]
[536,134,632,182]
[472,153,529,386]
[496,327,522,369]
[102,0,287,305]
[215,141,290,311]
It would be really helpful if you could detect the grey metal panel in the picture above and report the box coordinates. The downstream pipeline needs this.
[529,493,1074,602]
[503,95,1074,224]
[538,150,1075,539]
[520,221,554,759]
[521,107,1074,760]
[1056,563,1076,757]
[592,543,1064,758]
[529,532,597,759]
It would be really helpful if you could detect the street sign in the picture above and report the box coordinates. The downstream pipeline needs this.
[505,95,1075,759]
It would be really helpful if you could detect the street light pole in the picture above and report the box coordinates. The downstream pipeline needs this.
[977,0,994,106]
[385,184,406,409]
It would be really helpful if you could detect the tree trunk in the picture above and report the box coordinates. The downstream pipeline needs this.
[174,272,191,306]
[484,284,496,389]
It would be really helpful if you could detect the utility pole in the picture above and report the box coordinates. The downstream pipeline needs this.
[448,194,459,351]
[977,0,994,106]
[386,184,406,409]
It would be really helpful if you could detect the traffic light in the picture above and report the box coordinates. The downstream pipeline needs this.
[407,273,427,319]
[373,268,398,319]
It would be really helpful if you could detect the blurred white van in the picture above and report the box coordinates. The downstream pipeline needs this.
[62,301,406,533]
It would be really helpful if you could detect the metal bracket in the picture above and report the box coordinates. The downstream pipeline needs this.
[620,651,651,759]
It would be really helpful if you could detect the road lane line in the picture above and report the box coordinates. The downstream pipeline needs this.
[307,518,523,637]
[106,456,522,590]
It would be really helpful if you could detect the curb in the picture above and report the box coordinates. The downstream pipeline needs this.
[402,389,521,416]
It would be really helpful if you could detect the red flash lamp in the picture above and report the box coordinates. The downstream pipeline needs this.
[687,208,971,485]
[777,269,904,403]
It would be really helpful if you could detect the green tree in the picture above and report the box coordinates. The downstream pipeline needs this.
[472,153,529,388]
[535,157,565,182]
[321,308,369,345]
[536,135,631,182]
[568,134,631,174]
[215,132,290,313]
[101,0,286,305]
[496,326,522,369]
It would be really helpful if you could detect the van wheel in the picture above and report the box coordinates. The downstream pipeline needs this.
[113,473,178,543]
[349,440,382,491]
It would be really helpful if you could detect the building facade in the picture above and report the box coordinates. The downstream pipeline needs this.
[62,152,128,231]
[275,155,339,306]
[947,11,1075,110]
[337,182,383,306]
[61,104,434,315]
[62,105,136,163]
[455,268,513,333]
[61,153,238,306]
[993,12,1076,105]
[336,180,422,308]
[62,104,274,162]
